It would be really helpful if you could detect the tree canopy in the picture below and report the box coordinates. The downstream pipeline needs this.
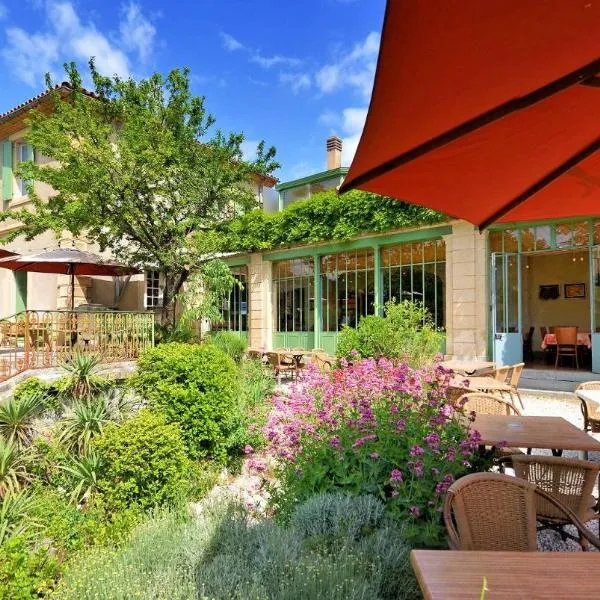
[1,60,278,319]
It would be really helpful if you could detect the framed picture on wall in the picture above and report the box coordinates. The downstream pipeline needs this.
[539,284,559,300]
[564,283,586,299]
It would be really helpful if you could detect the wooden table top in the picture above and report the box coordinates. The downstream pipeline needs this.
[472,414,600,451]
[450,375,512,392]
[411,550,600,599]
[441,360,495,375]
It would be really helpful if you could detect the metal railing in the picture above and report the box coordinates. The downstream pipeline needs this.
[0,310,154,382]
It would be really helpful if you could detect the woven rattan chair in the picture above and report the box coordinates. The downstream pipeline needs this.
[246,348,264,360]
[312,351,333,373]
[265,351,296,382]
[577,381,600,435]
[506,362,525,409]
[493,365,510,384]
[458,392,522,417]
[443,472,600,551]
[506,455,600,548]
[555,326,579,369]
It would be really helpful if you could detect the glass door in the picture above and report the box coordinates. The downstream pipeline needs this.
[491,252,523,366]
[590,247,600,373]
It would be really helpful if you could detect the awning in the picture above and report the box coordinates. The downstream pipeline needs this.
[340,1,600,229]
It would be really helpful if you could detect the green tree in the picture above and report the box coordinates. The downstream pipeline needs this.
[0,60,278,322]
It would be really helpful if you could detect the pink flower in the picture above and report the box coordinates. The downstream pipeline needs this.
[244,444,254,454]
[391,490,399,497]
[410,445,425,456]
[370,452,380,460]
[330,435,341,448]
[409,505,422,518]
[390,469,403,483]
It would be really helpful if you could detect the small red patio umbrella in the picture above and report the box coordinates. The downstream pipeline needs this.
[340,1,600,228]
[0,247,139,309]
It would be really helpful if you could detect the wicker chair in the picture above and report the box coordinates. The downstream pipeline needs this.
[246,348,264,360]
[505,455,600,548]
[555,326,579,369]
[458,392,522,417]
[493,365,510,384]
[576,381,600,434]
[506,362,525,409]
[443,472,600,551]
[265,351,296,381]
[312,351,333,373]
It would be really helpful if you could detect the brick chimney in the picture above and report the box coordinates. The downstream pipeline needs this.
[326,135,342,170]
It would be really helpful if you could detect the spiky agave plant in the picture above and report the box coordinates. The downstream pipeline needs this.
[0,489,39,545]
[59,352,104,401]
[61,451,104,505]
[0,437,30,498]
[57,396,110,455]
[0,391,45,448]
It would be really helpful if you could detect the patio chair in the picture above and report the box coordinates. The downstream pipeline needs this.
[576,381,600,435]
[312,351,333,373]
[246,348,264,360]
[265,351,296,382]
[554,326,578,369]
[492,365,510,384]
[458,392,522,417]
[504,455,600,549]
[443,472,600,551]
[506,362,525,409]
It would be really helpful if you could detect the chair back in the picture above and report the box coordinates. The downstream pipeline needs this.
[510,455,600,523]
[555,326,578,346]
[264,352,281,368]
[458,392,521,416]
[312,351,332,372]
[443,472,539,551]
[524,327,534,343]
[493,365,510,383]
[577,381,600,391]
[509,362,524,388]
[540,326,548,338]
[246,349,263,360]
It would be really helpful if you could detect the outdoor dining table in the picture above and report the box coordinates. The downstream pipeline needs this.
[440,360,495,376]
[449,375,512,394]
[541,332,592,349]
[276,349,306,370]
[471,414,600,456]
[411,550,600,599]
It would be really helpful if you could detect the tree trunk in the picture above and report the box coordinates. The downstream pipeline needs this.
[160,269,190,327]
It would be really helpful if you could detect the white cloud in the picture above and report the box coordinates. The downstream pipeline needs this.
[240,139,259,161]
[318,110,340,128]
[220,32,245,52]
[340,107,367,165]
[2,1,157,87]
[2,27,59,86]
[315,31,379,99]
[120,2,156,62]
[279,72,311,94]
[250,52,302,69]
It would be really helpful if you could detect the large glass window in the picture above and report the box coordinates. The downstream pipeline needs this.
[381,239,446,328]
[321,250,375,332]
[218,267,248,332]
[274,258,314,332]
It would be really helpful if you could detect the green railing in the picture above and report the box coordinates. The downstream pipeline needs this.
[0,310,154,382]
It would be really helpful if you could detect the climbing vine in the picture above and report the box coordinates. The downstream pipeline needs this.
[217,189,447,253]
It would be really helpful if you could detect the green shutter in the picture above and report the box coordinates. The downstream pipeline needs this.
[15,272,28,313]
[2,141,12,202]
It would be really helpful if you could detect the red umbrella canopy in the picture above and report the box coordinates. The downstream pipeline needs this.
[0,249,17,259]
[340,1,600,228]
[0,247,139,276]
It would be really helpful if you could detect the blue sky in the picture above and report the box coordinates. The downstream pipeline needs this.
[0,0,385,182]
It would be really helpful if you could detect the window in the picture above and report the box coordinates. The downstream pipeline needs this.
[274,258,314,332]
[15,142,33,197]
[216,267,248,332]
[145,271,163,308]
[381,239,446,328]
[321,250,375,332]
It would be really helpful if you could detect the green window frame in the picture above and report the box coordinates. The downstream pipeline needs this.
[381,239,446,328]
[274,258,315,333]
[216,266,248,333]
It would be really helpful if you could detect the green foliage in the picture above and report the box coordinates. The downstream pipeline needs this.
[208,331,247,363]
[132,343,240,459]
[0,438,30,497]
[60,451,103,505]
[0,392,45,448]
[12,377,59,412]
[0,491,39,545]
[0,535,59,600]
[336,300,444,367]
[57,353,110,401]
[56,495,419,600]
[218,188,446,253]
[93,409,189,512]
[57,397,110,455]
[2,61,277,319]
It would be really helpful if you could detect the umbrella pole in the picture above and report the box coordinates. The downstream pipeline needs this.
[70,266,75,310]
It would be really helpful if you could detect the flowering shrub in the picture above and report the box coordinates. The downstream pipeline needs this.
[262,358,488,546]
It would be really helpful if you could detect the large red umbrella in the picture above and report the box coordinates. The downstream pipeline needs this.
[340,1,600,228]
[0,249,17,259]
[0,247,139,309]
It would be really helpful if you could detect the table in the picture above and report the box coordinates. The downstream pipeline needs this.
[450,375,512,393]
[411,550,600,599]
[276,349,306,369]
[440,360,495,375]
[541,332,591,349]
[472,414,600,453]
